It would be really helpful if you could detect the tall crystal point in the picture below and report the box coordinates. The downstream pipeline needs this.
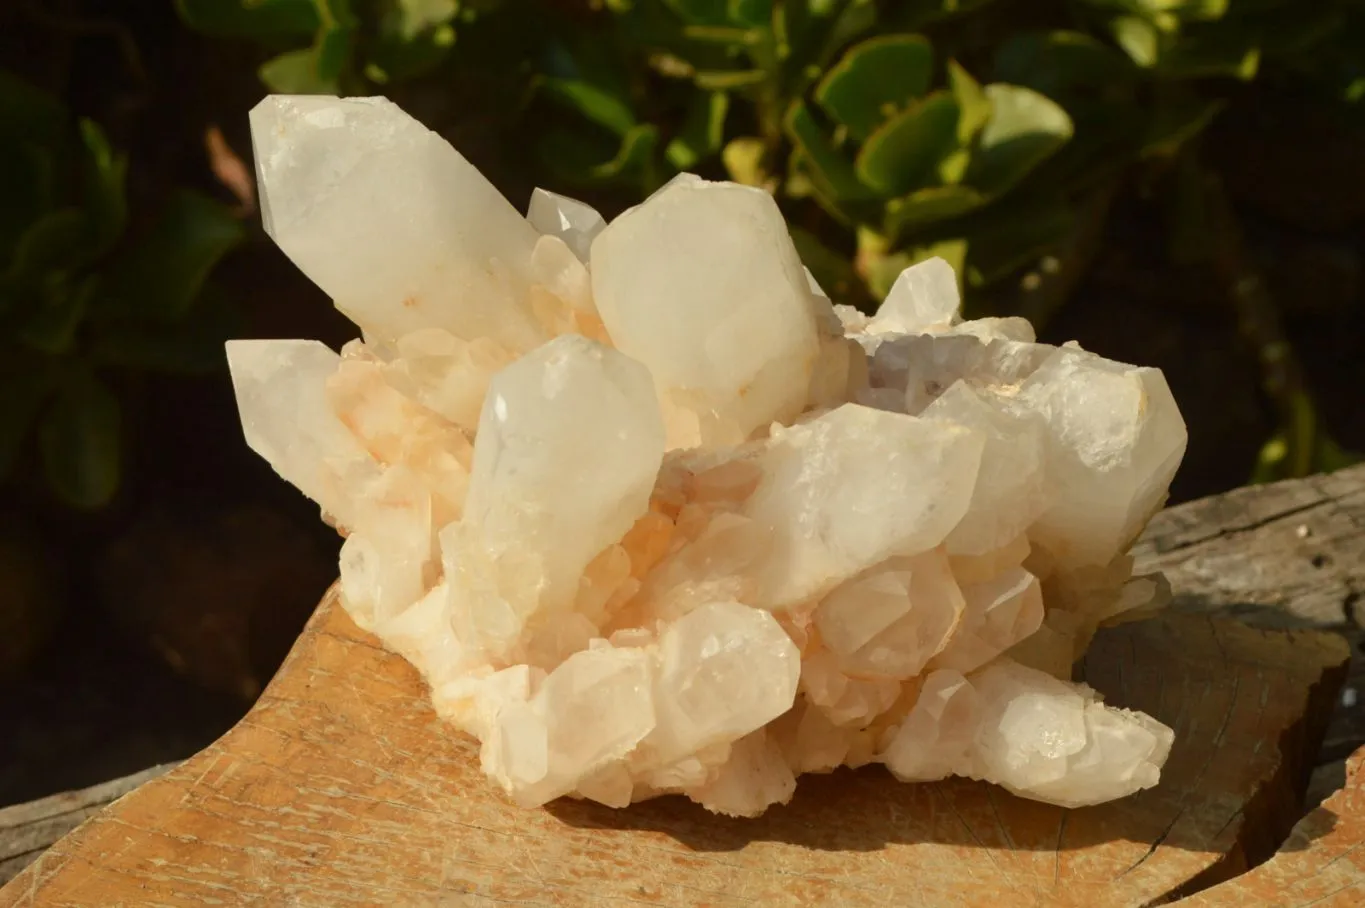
[249,96,546,351]
[443,334,665,660]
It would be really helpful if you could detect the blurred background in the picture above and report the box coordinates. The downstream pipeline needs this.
[1,0,1362,807]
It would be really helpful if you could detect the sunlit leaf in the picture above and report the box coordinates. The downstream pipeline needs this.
[854,91,961,196]
[815,35,934,142]
[964,84,1073,197]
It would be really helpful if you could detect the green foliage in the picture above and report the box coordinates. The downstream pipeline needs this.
[0,71,244,509]
[176,0,482,92]
[175,0,1361,487]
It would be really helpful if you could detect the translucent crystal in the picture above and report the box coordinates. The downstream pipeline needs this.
[225,338,380,529]
[442,335,664,660]
[1018,347,1189,568]
[745,405,983,608]
[229,94,1189,818]
[867,257,961,335]
[527,188,606,263]
[249,96,546,351]
[591,176,820,447]
[968,659,1174,807]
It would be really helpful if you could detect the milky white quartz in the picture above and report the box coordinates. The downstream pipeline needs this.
[228,94,1187,818]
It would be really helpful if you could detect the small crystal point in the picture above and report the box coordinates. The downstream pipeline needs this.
[527,188,606,262]
[225,338,377,527]
[249,95,546,352]
[869,256,962,335]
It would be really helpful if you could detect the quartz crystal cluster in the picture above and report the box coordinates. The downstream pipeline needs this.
[228,95,1188,817]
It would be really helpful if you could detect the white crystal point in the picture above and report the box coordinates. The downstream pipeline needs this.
[930,567,1044,674]
[745,404,984,608]
[1019,347,1189,568]
[590,176,820,448]
[881,670,980,781]
[225,338,378,527]
[249,95,546,351]
[868,256,961,335]
[814,551,966,679]
[968,659,1174,807]
[921,382,1046,556]
[527,188,606,262]
[648,602,800,764]
[487,645,656,808]
[445,334,665,659]
[689,729,796,817]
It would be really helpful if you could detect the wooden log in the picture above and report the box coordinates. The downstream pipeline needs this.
[2,465,1362,907]
[0,764,178,886]
[1172,745,1365,907]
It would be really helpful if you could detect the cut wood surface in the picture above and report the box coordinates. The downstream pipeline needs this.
[0,765,179,887]
[2,464,1363,907]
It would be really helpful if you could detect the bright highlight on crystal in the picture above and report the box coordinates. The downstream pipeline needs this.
[229,94,1188,817]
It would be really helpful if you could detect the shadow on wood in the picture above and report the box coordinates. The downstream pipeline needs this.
[0,577,1348,907]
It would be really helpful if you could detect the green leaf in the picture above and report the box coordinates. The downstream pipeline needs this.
[885,185,988,242]
[947,60,992,143]
[728,0,772,28]
[0,366,55,479]
[1156,25,1261,80]
[938,60,991,184]
[854,90,961,196]
[666,92,729,170]
[78,120,128,253]
[542,124,661,189]
[39,370,121,510]
[994,31,1139,99]
[1111,16,1161,67]
[369,0,457,84]
[19,274,97,354]
[1142,96,1225,158]
[815,35,934,142]
[313,0,358,84]
[259,48,340,93]
[964,84,1074,197]
[8,209,92,279]
[174,0,320,38]
[693,70,767,90]
[540,78,637,137]
[783,101,879,203]
[592,125,660,182]
[665,0,731,26]
[722,137,768,185]
[106,191,245,322]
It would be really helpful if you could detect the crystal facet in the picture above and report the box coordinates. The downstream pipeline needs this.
[228,94,1189,817]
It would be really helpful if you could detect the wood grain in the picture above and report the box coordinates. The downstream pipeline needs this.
[0,765,179,887]
[5,464,1364,907]
[0,585,1345,907]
